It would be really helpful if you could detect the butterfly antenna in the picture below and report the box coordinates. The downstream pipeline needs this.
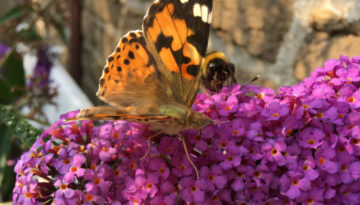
[179,133,199,179]
[139,131,162,161]
[204,114,229,125]
[245,74,260,85]
[211,118,229,125]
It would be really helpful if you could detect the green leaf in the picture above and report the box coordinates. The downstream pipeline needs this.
[0,104,42,147]
[0,5,32,26]
[0,123,13,200]
[0,48,12,104]
[0,77,12,104]
[2,50,25,88]
[0,158,15,201]
[0,50,26,101]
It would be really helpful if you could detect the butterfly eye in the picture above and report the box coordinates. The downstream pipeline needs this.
[208,58,227,72]
[208,59,230,82]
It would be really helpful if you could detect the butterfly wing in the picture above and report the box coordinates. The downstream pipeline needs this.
[143,0,213,107]
[69,106,174,123]
[96,30,169,114]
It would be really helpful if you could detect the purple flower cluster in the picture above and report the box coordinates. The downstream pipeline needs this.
[27,46,53,90]
[0,43,10,59]
[13,55,360,204]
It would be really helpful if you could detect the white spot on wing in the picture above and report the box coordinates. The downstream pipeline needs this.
[180,0,188,3]
[193,3,201,17]
[201,5,209,23]
[208,11,212,23]
[193,4,211,23]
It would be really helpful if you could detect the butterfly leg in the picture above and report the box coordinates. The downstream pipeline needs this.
[179,133,199,179]
[200,84,211,98]
[139,131,162,160]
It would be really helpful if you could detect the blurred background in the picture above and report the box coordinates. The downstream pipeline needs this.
[0,0,360,202]
[2,0,360,104]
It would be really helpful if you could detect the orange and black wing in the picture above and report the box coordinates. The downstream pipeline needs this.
[143,0,213,107]
[96,30,169,114]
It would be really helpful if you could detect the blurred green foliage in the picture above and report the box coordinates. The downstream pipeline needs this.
[0,0,68,201]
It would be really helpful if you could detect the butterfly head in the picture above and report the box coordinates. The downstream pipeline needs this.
[201,51,237,92]
[187,111,212,130]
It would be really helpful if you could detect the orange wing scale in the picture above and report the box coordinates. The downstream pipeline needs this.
[97,31,156,98]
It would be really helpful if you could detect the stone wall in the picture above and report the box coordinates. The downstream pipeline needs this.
[58,0,360,103]
[209,0,360,88]
[1,0,359,104]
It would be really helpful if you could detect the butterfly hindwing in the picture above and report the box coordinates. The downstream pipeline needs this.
[143,0,213,107]
[72,106,174,124]
[71,106,186,134]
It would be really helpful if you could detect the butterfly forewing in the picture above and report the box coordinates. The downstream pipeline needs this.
[96,30,170,113]
[143,0,213,107]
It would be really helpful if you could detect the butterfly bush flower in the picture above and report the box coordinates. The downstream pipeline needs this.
[0,43,10,59]
[27,47,53,90]
[13,55,360,204]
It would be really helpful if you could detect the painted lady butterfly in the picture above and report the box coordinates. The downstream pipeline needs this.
[68,0,215,178]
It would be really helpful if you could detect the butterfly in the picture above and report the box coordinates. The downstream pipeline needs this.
[201,51,237,92]
[67,0,215,178]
